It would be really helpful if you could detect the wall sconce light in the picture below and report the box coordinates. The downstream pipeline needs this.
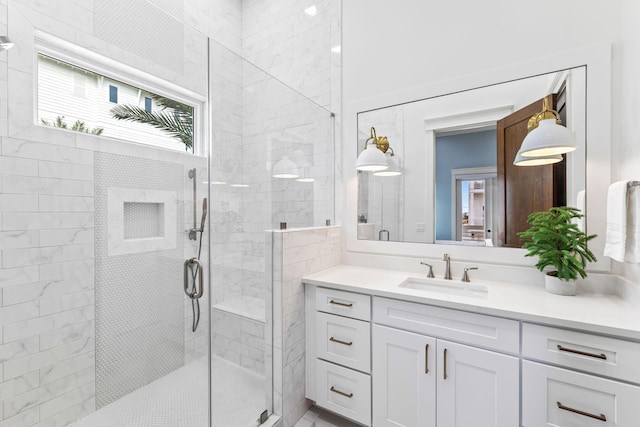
[515,97,576,159]
[356,127,402,175]
[272,156,300,179]
[0,36,14,52]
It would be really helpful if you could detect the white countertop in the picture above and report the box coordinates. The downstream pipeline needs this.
[303,265,640,341]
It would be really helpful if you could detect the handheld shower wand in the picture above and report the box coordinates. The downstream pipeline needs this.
[200,198,208,233]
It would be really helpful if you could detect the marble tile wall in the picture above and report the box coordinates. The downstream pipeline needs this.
[0,1,209,425]
[270,227,342,427]
[211,307,265,374]
[237,0,341,313]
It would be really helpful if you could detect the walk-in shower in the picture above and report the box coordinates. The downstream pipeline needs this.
[0,1,338,426]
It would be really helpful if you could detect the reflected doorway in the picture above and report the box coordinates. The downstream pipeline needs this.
[452,169,497,246]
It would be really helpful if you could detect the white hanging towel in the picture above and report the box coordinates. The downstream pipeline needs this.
[603,181,640,262]
[626,183,640,263]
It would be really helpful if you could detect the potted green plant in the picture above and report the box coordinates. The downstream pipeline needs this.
[517,206,597,295]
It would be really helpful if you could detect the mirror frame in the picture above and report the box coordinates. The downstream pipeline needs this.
[344,44,611,271]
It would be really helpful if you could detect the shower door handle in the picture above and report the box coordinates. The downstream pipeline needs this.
[184,257,205,299]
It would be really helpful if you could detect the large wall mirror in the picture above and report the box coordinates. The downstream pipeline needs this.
[357,66,586,249]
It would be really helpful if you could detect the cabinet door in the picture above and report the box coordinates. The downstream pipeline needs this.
[372,325,436,427]
[437,340,519,427]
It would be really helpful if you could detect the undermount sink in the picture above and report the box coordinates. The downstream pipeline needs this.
[399,277,488,298]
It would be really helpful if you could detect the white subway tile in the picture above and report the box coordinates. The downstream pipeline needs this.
[0,300,39,325]
[38,196,94,213]
[0,336,39,364]
[0,370,39,400]
[4,334,94,382]
[1,138,93,165]
[39,290,94,316]
[0,266,39,289]
[39,228,93,247]
[3,305,94,345]
[0,230,39,250]
[39,343,93,377]
[1,175,94,196]
[3,274,94,306]
[1,213,94,230]
[39,377,94,419]
[0,156,38,176]
[39,260,94,282]
[38,160,93,181]
[0,194,38,212]
[2,243,94,268]
[4,366,93,419]
[0,406,39,426]
[34,396,95,427]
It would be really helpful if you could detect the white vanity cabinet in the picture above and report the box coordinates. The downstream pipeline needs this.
[306,287,372,426]
[522,323,640,426]
[372,297,519,427]
[305,281,640,427]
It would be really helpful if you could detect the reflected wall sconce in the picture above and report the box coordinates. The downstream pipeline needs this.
[513,151,563,166]
[373,151,402,176]
[356,127,402,175]
[272,156,300,179]
[0,36,14,52]
[515,97,576,161]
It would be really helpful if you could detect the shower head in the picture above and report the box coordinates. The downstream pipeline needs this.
[200,198,208,232]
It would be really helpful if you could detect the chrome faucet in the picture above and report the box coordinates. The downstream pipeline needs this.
[443,254,452,280]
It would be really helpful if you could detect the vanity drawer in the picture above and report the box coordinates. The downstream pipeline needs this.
[522,323,640,384]
[523,360,640,426]
[315,359,371,426]
[316,312,371,373]
[373,297,519,354]
[316,287,371,321]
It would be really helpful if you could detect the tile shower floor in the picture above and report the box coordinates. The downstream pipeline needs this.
[70,355,267,427]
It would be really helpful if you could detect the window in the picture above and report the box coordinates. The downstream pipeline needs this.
[37,54,196,153]
[109,85,118,103]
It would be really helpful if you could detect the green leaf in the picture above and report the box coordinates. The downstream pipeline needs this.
[111,104,193,149]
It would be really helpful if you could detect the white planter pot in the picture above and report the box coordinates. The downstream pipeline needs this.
[545,273,576,296]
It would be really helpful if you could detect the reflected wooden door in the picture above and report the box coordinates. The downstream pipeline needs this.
[496,94,566,247]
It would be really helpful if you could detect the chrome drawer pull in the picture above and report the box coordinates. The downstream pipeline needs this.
[330,386,353,398]
[557,401,607,422]
[330,337,353,346]
[329,300,353,308]
[557,345,607,360]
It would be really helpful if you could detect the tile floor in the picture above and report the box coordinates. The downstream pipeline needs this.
[293,407,361,427]
[70,355,267,426]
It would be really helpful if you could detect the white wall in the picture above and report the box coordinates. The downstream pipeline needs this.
[343,1,624,277]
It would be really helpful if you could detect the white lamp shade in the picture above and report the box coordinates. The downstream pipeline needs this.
[272,156,300,178]
[373,154,402,176]
[356,145,388,172]
[519,118,576,157]
[513,151,563,166]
